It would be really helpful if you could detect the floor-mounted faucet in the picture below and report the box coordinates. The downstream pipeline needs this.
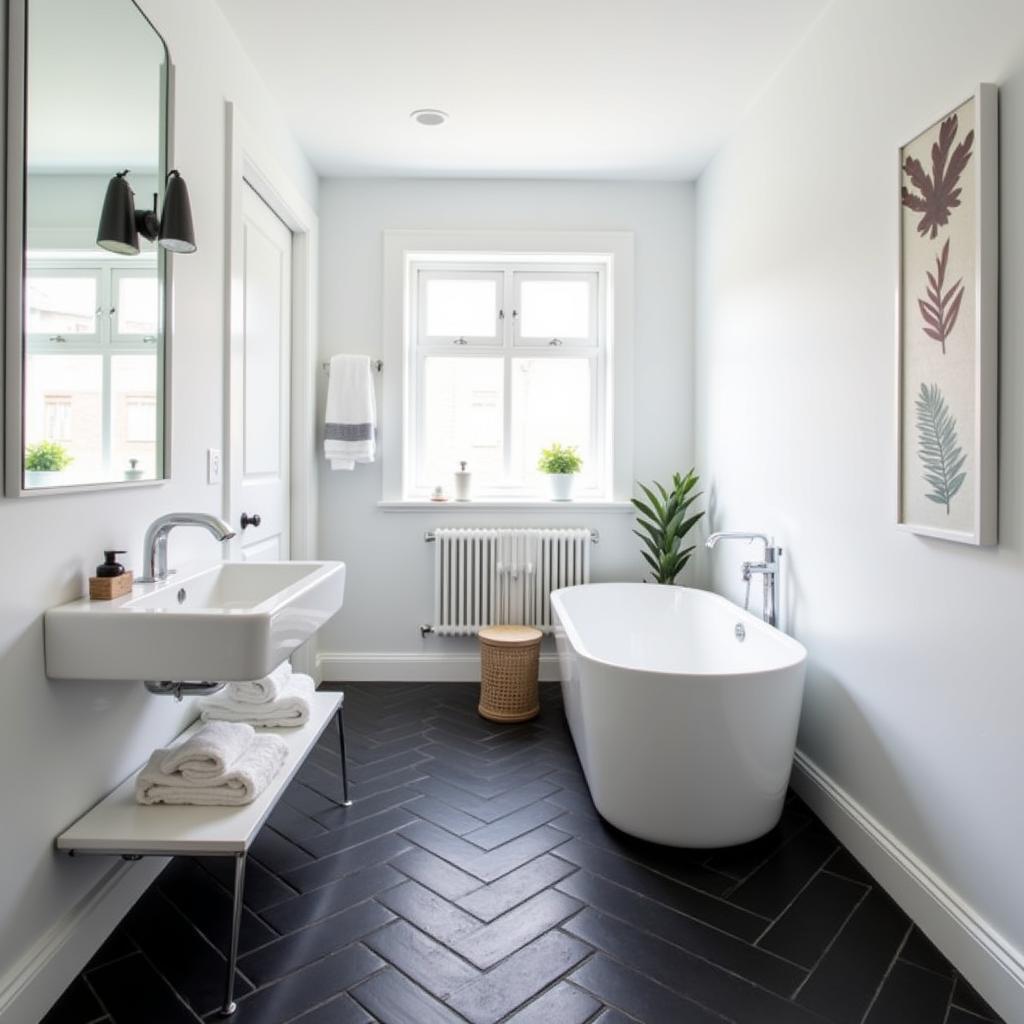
[706,531,783,627]
[138,512,236,583]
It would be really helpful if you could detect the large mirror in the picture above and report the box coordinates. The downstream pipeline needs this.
[5,0,171,494]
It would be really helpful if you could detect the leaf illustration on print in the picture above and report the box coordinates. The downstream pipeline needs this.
[917,239,964,355]
[915,382,966,514]
[901,114,974,239]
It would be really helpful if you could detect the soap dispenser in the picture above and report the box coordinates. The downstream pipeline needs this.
[89,550,134,600]
[454,461,472,502]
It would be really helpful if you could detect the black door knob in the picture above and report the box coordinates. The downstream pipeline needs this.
[240,512,261,530]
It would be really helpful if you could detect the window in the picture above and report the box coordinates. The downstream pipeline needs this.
[407,258,607,499]
[23,256,160,484]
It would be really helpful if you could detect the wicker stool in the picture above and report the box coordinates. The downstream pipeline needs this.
[478,625,542,722]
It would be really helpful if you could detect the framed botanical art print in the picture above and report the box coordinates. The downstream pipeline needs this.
[896,84,998,545]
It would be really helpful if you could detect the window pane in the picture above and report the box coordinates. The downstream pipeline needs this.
[519,280,590,339]
[25,276,96,335]
[510,358,593,487]
[24,353,103,485]
[425,278,497,337]
[111,354,158,478]
[117,275,158,336]
[421,357,503,488]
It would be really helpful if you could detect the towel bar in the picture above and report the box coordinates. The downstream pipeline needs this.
[321,359,382,373]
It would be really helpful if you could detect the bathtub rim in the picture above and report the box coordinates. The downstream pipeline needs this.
[550,581,807,677]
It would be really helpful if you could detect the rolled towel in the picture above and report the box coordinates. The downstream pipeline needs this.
[200,673,315,728]
[229,661,292,705]
[135,733,287,806]
[159,721,255,783]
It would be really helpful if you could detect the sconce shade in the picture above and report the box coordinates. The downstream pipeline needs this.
[97,170,139,255]
[158,170,197,253]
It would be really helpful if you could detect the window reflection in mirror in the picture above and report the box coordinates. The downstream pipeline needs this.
[21,0,166,489]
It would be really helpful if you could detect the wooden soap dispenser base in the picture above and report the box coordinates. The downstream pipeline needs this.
[89,550,134,600]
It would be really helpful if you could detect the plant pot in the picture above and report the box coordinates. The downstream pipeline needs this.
[547,473,576,501]
[25,469,62,488]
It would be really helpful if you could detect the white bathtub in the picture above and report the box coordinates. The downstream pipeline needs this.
[551,582,807,847]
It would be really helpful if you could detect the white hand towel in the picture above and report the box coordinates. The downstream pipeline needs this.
[324,354,376,471]
[199,673,315,728]
[135,733,287,806]
[228,661,292,705]
[158,721,255,783]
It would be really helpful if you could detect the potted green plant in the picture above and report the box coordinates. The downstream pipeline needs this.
[632,469,705,584]
[537,443,582,501]
[24,440,73,488]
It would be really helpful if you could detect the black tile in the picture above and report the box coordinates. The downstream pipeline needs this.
[900,926,956,978]
[952,974,1001,1019]
[457,853,576,922]
[571,954,723,1023]
[447,930,593,1023]
[727,824,839,919]
[260,861,404,933]
[300,806,417,859]
[350,967,464,1024]
[289,994,373,1023]
[238,899,394,985]
[363,919,479,1000]
[83,928,137,971]
[796,888,911,1023]
[40,976,104,1024]
[553,836,768,940]
[376,879,479,945]
[404,795,488,835]
[266,800,328,843]
[758,869,867,967]
[462,799,565,849]
[504,981,601,1024]
[314,784,422,830]
[124,887,252,1016]
[558,870,804,996]
[946,1010,1001,1024]
[250,826,315,873]
[283,832,412,892]
[566,908,823,1024]
[86,953,199,1024]
[390,846,483,900]
[864,959,954,1023]
[229,944,384,1024]
[196,853,297,913]
[824,846,875,885]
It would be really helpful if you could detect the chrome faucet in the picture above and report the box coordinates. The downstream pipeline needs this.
[705,532,783,627]
[138,512,235,582]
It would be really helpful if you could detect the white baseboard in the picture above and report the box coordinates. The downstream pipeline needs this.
[792,750,1024,1021]
[318,651,561,683]
[0,857,166,1024]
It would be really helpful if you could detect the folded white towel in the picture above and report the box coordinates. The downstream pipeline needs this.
[324,354,376,471]
[200,673,315,728]
[158,721,256,783]
[135,732,287,806]
[229,661,292,705]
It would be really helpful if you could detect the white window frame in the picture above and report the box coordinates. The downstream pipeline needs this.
[24,254,161,477]
[380,230,635,507]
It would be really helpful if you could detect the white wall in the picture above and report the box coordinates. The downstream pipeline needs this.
[0,2,316,1020]
[317,179,695,676]
[695,0,1024,1015]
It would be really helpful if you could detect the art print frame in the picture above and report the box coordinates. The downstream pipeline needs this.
[896,84,998,546]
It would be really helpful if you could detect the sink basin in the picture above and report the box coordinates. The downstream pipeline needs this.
[45,560,345,681]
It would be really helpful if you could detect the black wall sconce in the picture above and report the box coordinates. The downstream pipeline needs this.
[97,169,197,256]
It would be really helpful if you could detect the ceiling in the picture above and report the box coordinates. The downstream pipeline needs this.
[214,0,826,180]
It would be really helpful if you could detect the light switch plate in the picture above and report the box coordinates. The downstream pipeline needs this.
[207,448,222,485]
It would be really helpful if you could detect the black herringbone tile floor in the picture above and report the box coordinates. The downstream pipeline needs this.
[44,682,1004,1024]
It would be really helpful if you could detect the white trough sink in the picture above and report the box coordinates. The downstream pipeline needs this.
[45,560,346,682]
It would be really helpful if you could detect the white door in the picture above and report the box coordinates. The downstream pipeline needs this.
[231,181,292,561]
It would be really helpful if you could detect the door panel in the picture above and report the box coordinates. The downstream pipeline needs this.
[236,181,291,562]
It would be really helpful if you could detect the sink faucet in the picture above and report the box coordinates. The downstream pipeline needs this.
[705,532,783,627]
[139,512,235,582]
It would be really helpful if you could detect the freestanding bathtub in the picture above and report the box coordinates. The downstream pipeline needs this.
[551,582,807,847]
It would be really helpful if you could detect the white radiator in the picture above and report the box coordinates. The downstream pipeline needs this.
[432,528,592,636]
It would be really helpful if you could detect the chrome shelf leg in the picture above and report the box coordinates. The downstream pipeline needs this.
[219,852,246,1016]
[336,704,352,807]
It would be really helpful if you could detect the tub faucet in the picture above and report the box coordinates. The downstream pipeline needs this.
[705,532,783,628]
[138,512,236,582]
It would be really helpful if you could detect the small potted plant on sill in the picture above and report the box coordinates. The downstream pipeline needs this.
[537,443,582,501]
[24,440,73,488]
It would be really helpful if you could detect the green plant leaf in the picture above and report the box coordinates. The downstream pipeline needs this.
[915,382,966,514]
[638,483,664,520]
[633,471,705,584]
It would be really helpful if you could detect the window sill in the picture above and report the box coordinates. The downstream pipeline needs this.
[378,499,634,512]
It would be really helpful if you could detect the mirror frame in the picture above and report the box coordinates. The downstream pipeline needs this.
[3,0,174,497]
